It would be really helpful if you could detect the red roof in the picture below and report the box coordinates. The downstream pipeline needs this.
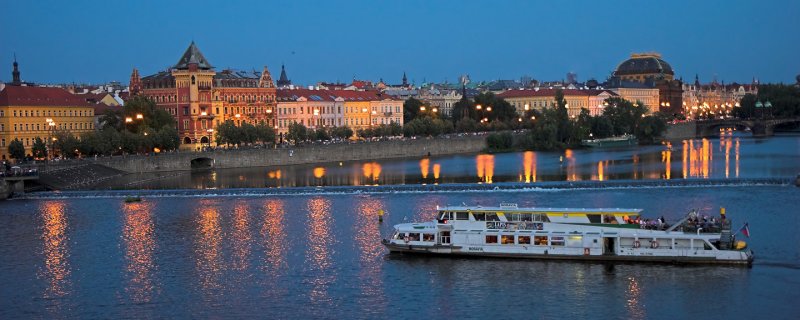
[0,86,95,107]
[497,88,618,99]
[277,88,398,102]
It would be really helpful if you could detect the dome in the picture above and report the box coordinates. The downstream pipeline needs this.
[614,53,674,77]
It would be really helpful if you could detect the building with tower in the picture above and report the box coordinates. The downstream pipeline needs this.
[1,58,95,160]
[132,41,277,148]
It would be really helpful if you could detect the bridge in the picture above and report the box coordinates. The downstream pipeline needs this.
[696,118,800,137]
[1,171,39,198]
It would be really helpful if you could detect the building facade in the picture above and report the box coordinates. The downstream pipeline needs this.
[275,89,403,136]
[681,76,758,119]
[132,42,277,147]
[609,53,683,115]
[418,86,462,117]
[0,85,95,160]
[497,88,619,117]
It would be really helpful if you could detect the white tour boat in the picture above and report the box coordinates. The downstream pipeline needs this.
[382,204,754,265]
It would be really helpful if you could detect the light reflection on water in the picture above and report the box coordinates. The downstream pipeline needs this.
[110,134,797,190]
[305,197,336,308]
[121,201,157,303]
[195,200,222,294]
[2,184,799,318]
[39,201,70,299]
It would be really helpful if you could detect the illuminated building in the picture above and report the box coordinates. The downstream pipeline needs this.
[608,53,683,115]
[132,42,277,148]
[0,59,94,160]
[497,88,619,117]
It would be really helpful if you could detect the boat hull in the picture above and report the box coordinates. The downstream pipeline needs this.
[382,240,754,266]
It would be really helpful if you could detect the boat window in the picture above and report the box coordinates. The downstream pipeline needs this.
[704,241,715,250]
[587,214,601,223]
[551,236,565,246]
[501,235,515,244]
[392,232,402,239]
[439,212,451,221]
[422,233,435,242]
[455,212,469,220]
[473,213,486,221]
[485,235,498,244]
[486,213,500,221]
[603,215,619,224]
[408,233,421,241]
[533,214,549,222]
[534,236,548,245]
[519,213,533,221]
[518,235,531,244]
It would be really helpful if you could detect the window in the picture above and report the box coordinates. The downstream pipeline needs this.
[518,235,531,245]
[485,235,498,244]
[422,233,435,242]
[550,236,565,246]
[501,235,515,245]
[183,119,190,130]
[183,107,189,115]
[486,213,500,221]
[534,236,548,246]
[472,213,486,221]
[407,233,420,241]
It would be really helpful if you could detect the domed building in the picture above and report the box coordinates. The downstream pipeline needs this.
[607,52,683,116]
[613,53,675,82]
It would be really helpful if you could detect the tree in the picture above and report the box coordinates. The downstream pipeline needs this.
[255,123,276,145]
[32,137,47,159]
[287,122,308,145]
[403,97,424,123]
[635,115,667,144]
[473,92,518,122]
[8,139,25,161]
[602,97,648,136]
[451,94,474,123]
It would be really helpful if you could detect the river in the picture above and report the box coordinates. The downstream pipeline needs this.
[1,133,799,319]
[98,131,800,190]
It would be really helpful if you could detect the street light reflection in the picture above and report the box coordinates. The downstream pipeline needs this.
[122,201,156,303]
[39,201,71,299]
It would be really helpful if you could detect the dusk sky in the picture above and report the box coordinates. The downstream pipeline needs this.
[2,0,799,86]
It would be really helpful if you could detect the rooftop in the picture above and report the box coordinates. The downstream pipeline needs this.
[0,86,94,107]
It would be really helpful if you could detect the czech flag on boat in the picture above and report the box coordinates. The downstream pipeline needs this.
[739,223,751,238]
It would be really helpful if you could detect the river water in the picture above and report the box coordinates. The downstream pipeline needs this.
[105,131,800,190]
[1,133,800,319]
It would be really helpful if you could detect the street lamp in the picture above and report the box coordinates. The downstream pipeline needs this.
[136,113,143,120]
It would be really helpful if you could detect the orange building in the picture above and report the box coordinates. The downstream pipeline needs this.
[131,42,276,147]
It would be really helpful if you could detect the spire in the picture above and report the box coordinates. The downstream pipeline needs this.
[174,41,213,70]
[11,54,21,85]
[259,66,275,88]
[277,64,291,87]
[129,68,142,95]
[402,72,408,86]
[694,74,700,87]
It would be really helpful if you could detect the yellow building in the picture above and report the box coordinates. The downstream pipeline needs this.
[497,88,619,117]
[0,85,95,160]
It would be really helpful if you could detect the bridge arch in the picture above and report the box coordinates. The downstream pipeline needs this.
[190,157,214,170]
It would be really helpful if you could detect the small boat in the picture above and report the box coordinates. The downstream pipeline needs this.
[382,204,753,266]
[581,134,638,147]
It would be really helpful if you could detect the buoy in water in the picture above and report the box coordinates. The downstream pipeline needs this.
[378,209,384,222]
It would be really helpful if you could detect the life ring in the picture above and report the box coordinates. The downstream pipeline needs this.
[650,241,659,249]
[633,240,641,248]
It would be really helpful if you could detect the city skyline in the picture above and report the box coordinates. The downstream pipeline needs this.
[2,0,799,85]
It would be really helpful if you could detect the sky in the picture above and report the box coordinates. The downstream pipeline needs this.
[1,0,799,86]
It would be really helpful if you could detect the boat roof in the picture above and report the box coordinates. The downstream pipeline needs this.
[437,205,642,215]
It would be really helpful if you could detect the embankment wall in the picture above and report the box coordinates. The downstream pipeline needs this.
[94,135,487,173]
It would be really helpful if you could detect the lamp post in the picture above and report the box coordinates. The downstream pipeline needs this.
[45,119,55,160]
